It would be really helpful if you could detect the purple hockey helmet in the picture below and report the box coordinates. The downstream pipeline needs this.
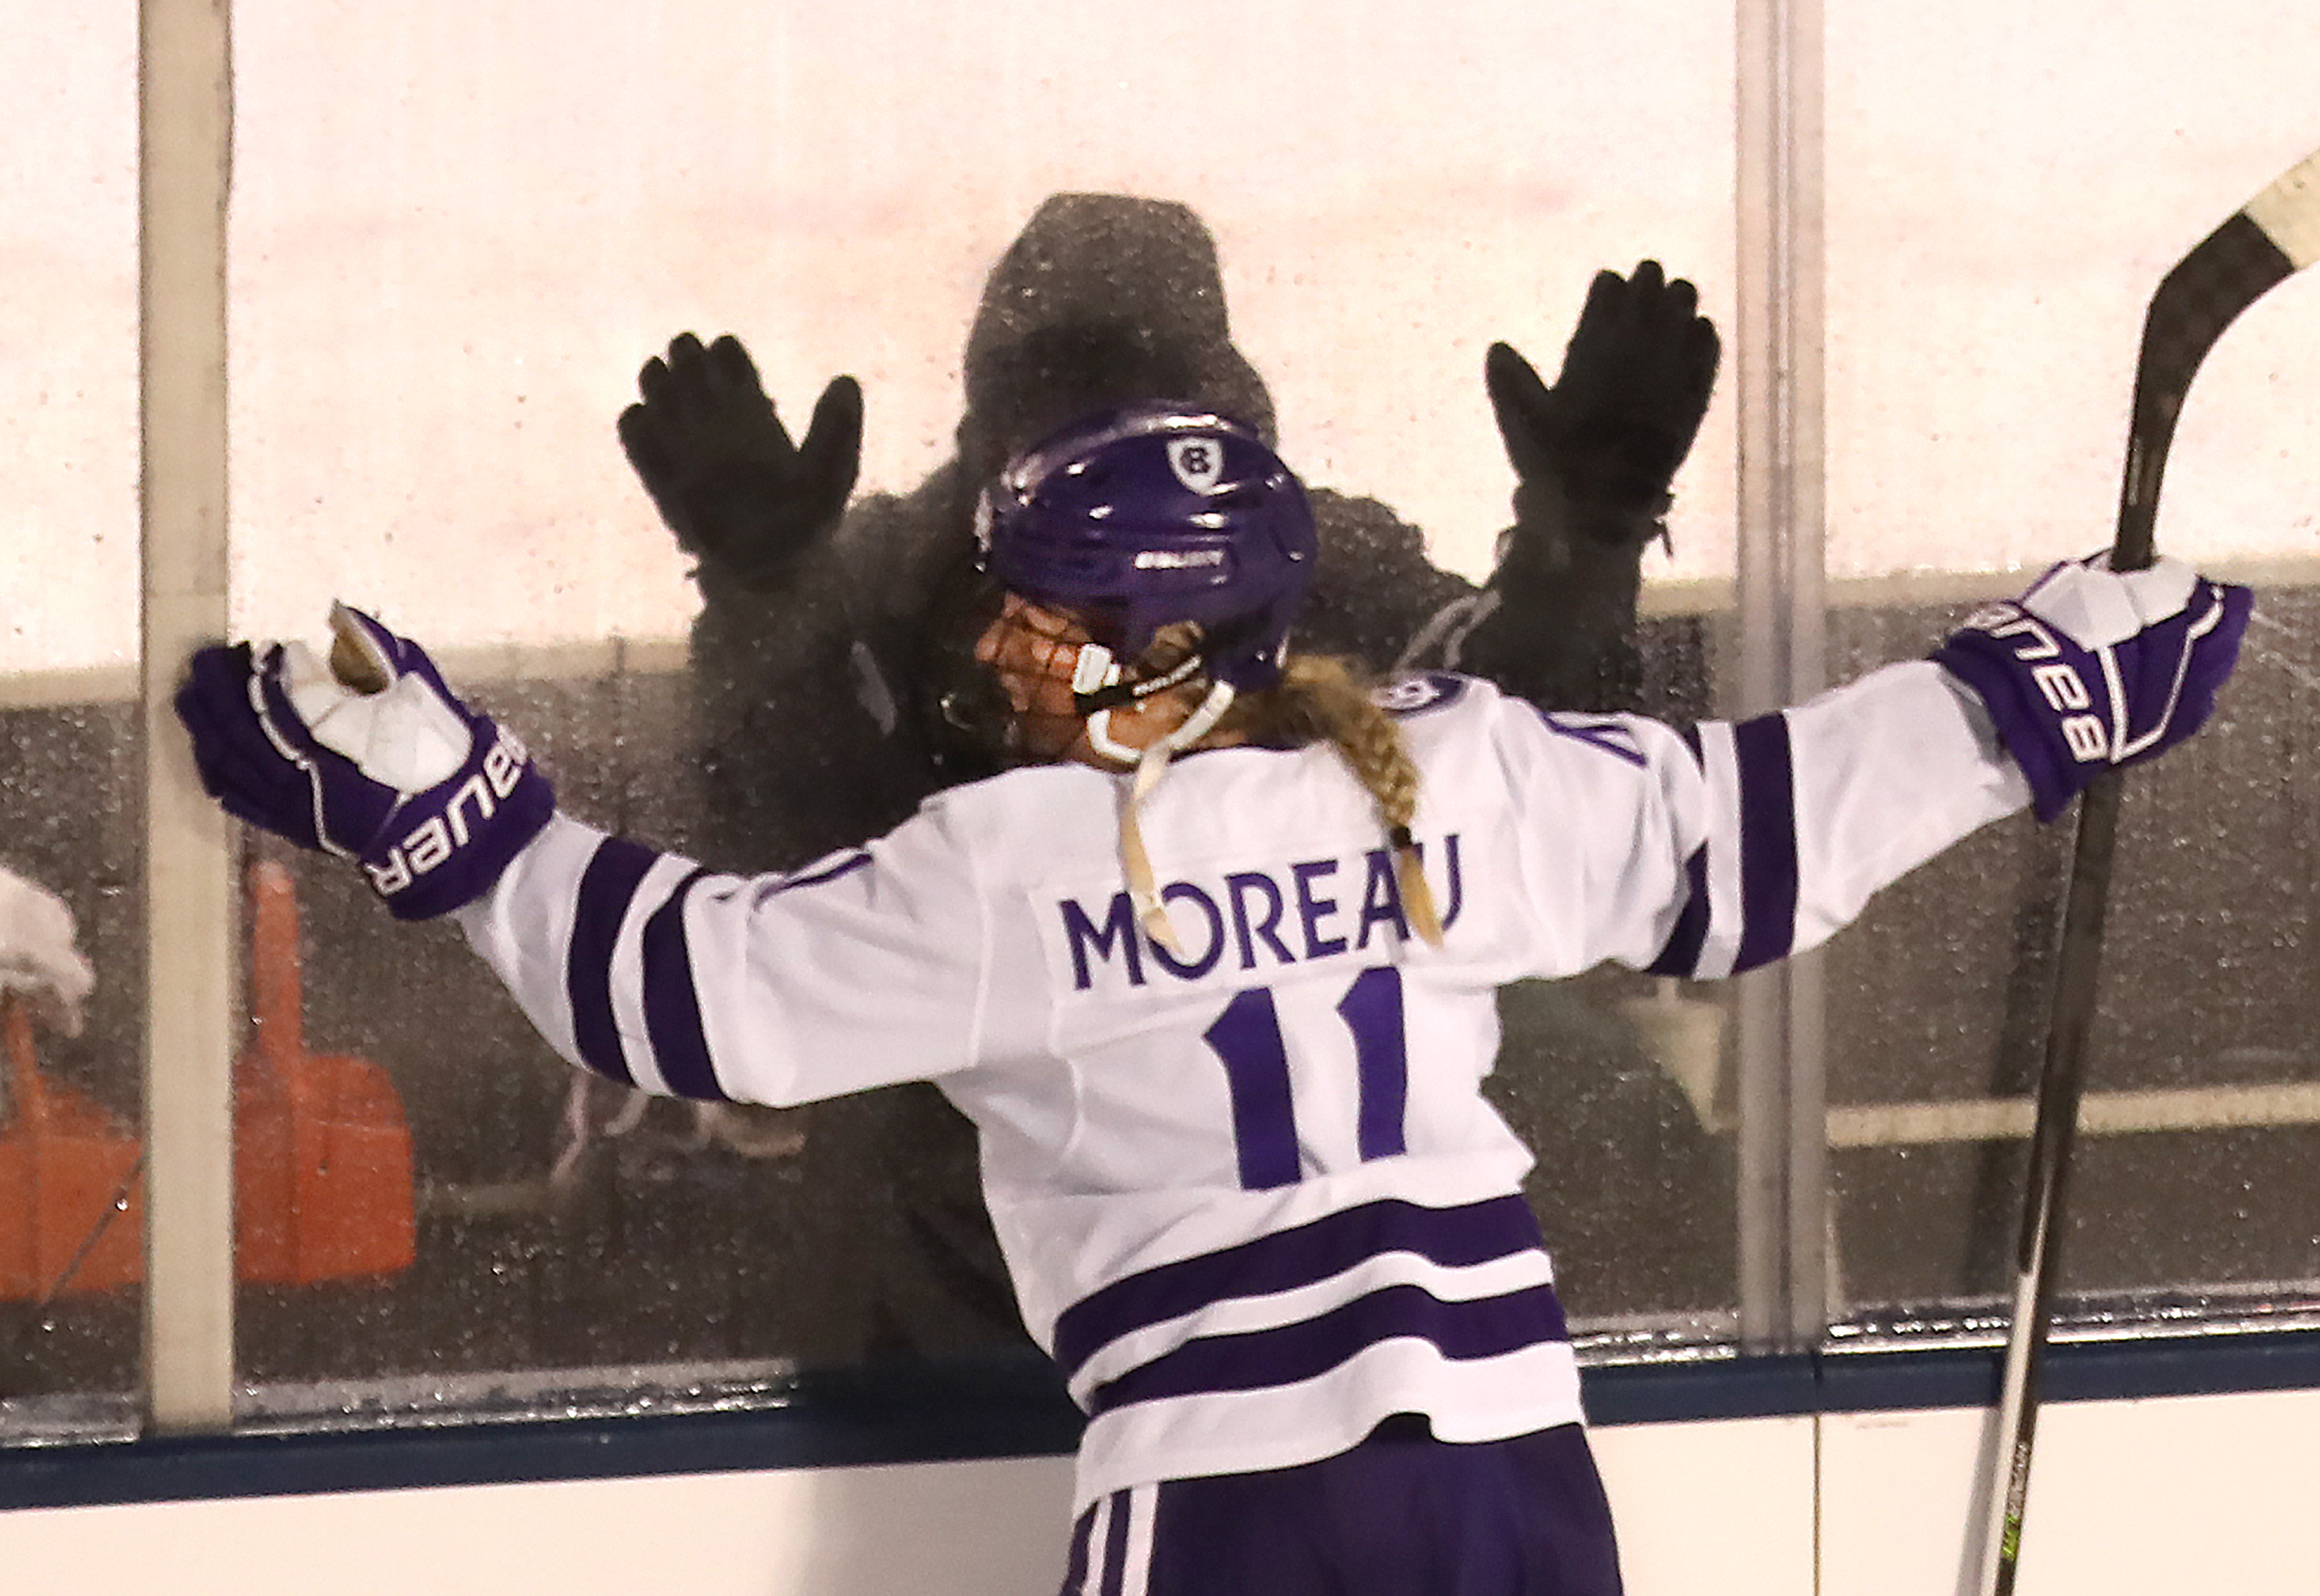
[974,403,1317,693]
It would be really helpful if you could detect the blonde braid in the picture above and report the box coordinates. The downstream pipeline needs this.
[1220,654,1444,947]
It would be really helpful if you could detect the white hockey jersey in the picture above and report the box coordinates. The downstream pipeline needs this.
[455,663,2030,1511]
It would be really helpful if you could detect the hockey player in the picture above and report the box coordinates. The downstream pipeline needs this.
[173,406,2248,1595]
[613,192,1724,1357]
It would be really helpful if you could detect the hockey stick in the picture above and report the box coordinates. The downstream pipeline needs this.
[1974,144,2320,1596]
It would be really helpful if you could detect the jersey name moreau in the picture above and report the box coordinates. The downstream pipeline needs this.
[1053,833,1464,993]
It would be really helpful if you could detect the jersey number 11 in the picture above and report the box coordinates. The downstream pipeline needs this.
[1203,966,1408,1191]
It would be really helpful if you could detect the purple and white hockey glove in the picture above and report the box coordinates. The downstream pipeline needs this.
[1932,555,2251,821]
[174,604,554,919]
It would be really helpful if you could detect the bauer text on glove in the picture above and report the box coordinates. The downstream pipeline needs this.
[173,604,554,919]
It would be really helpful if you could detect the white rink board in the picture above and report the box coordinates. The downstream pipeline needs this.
[1820,1386,2320,1596]
[1593,1414,1817,1593]
[10,1389,2315,1594]
[0,1455,1080,1596]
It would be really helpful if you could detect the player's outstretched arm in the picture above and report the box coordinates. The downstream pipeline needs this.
[1531,557,2248,983]
[176,606,987,1109]
[617,332,864,594]
[1527,661,2029,985]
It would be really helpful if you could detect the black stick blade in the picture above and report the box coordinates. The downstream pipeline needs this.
[2118,148,2320,565]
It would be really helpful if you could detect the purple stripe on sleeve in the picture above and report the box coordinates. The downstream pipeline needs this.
[639,867,727,1101]
[1731,712,1799,973]
[566,836,658,1087]
[1052,1194,1542,1382]
[1086,1280,1570,1417]
[1645,846,1711,977]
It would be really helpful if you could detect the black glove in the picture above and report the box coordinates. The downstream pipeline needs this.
[1486,260,1720,543]
[617,332,864,591]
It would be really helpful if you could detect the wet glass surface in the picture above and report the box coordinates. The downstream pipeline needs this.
[20,0,2320,1452]
[211,0,1746,1409]
[0,8,141,1427]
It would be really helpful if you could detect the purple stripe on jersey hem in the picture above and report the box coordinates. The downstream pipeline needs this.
[1099,1490,1133,1596]
[567,836,658,1087]
[641,867,727,1101]
[1085,1280,1570,1417]
[1645,845,1711,977]
[1731,713,1799,973]
[1051,1194,1544,1382]
[1062,1499,1095,1595]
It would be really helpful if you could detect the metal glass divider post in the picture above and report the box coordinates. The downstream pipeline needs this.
[1733,0,1831,1355]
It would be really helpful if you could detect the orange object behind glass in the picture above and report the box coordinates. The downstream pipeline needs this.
[0,997,144,1300]
[0,858,416,1303]
[234,857,415,1285]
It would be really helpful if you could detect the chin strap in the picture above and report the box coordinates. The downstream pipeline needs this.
[1063,629,1244,955]
[1105,678,1237,955]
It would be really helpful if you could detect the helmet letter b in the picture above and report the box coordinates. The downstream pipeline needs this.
[1167,437,1224,491]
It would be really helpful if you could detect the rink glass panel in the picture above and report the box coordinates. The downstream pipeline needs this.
[0,7,143,1430]
[1822,0,2320,1340]
[215,0,1747,1417]
[1818,599,2320,1332]
[46,0,2317,1450]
